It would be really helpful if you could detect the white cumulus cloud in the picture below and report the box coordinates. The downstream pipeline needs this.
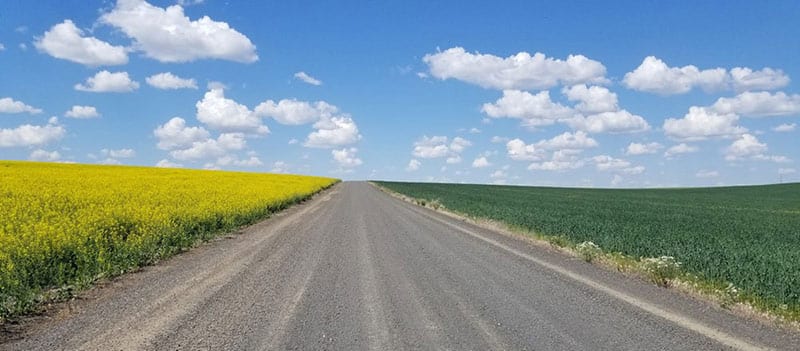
[773,123,796,132]
[0,118,65,147]
[536,131,598,150]
[562,84,618,114]
[29,149,61,162]
[623,56,789,95]
[65,105,100,119]
[472,156,491,168]
[155,159,183,168]
[0,97,42,114]
[34,19,128,66]
[406,159,421,171]
[304,116,361,148]
[663,107,746,140]
[664,143,699,158]
[170,132,246,160]
[196,88,269,134]
[154,117,211,150]
[724,133,789,163]
[255,99,337,125]
[146,72,198,89]
[423,47,607,90]
[294,71,322,86]
[626,142,662,155]
[411,136,471,161]
[332,147,362,168]
[482,90,574,128]
[711,91,800,117]
[564,110,650,134]
[100,0,257,63]
[696,170,719,178]
[592,155,644,174]
[75,70,140,92]
[101,148,135,158]
[729,67,790,92]
[623,56,727,95]
[506,139,545,161]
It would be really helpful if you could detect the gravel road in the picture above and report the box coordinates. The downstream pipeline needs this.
[3,181,798,350]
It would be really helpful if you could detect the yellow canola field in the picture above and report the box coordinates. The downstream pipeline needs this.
[0,161,337,318]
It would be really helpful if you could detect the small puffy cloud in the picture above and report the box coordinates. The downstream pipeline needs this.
[491,136,509,143]
[663,107,746,140]
[411,135,471,160]
[75,71,140,92]
[146,72,198,90]
[271,161,289,173]
[65,105,99,119]
[423,47,607,90]
[696,170,719,178]
[449,137,471,153]
[562,84,618,114]
[725,134,766,161]
[664,143,699,158]
[170,132,246,160]
[528,159,584,171]
[0,43,4,51]
[565,110,650,134]
[592,155,629,171]
[216,155,263,167]
[624,56,790,95]
[626,142,662,155]
[412,136,450,158]
[729,67,790,92]
[623,56,729,95]
[177,0,204,6]
[446,155,462,164]
[101,148,135,158]
[472,156,491,168]
[29,149,61,161]
[773,123,796,132]
[255,99,337,125]
[406,159,421,171]
[304,116,361,148]
[332,147,362,168]
[592,155,644,174]
[0,118,65,147]
[196,88,269,134]
[154,117,211,150]
[294,71,322,86]
[100,0,257,63]
[469,127,481,134]
[0,97,42,114]
[711,91,800,117]
[34,19,127,66]
[490,166,509,180]
[724,133,788,163]
[155,159,183,168]
[288,138,299,145]
[506,138,545,161]
[482,90,574,128]
[536,131,598,150]
[99,158,122,165]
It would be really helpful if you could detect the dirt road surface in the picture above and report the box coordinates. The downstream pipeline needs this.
[4,182,798,350]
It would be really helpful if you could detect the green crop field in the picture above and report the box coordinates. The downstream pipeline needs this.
[375,181,800,319]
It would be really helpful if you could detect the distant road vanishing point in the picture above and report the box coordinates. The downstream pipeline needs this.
[4,182,799,350]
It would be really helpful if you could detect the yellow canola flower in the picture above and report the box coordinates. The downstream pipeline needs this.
[0,161,337,318]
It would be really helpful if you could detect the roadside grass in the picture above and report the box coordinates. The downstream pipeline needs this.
[371,181,800,327]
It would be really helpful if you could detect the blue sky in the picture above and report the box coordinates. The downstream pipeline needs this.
[1,0,798,187]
